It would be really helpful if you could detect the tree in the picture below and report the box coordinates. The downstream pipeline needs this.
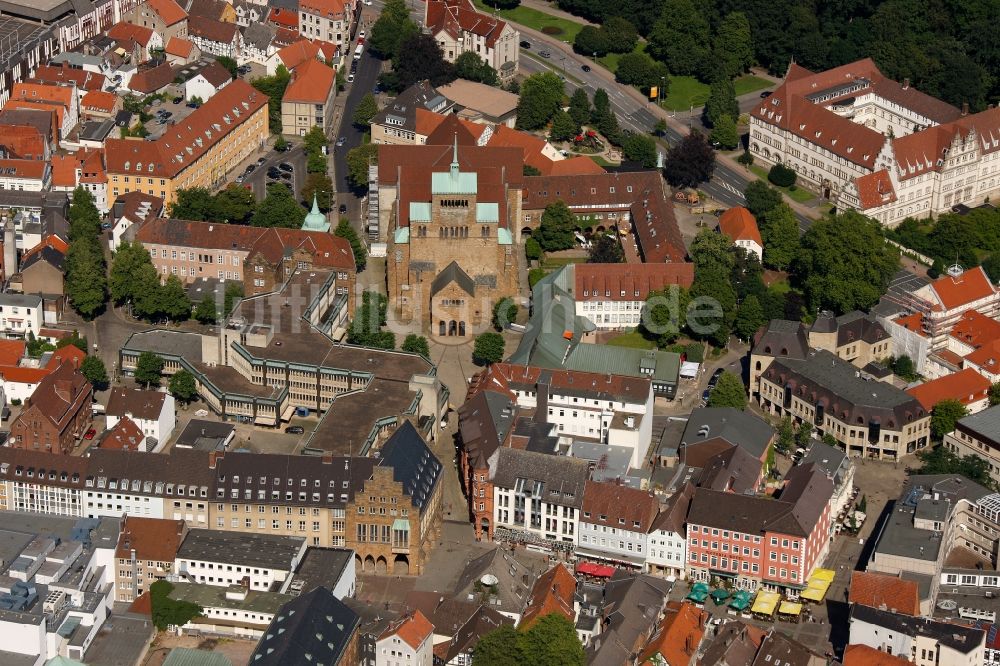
[111,241,158,305]
[704,77,739,128]
[170,187,216,221]
[159,275,192,321]
[57,331,88,353]
[169,369,198,404]
[653,119,668,136]
[528,268,548,288]
[768,164,797,187]
[918,445,992,487]
[775,416,795,453]
[349,291,392,349]
[472,625,525,666]
[384,33,455,92]
[796,421,813,449]
[274,136,288,152]
[615,52,669,91]
[492,298,518,331]
[568,88,591,127]
[65,243,107,318]
[710,114,740,150]
[588,235,624,263]
[80,355,109,391]
[334,218,367,270]
[68,187,101,241]
[713,12,754,78]
[346,143,378,191]
[734,294,765,340]
[737,150,754,167]
[353,92,379,128]
[602,17,639,53]
[517,613,586,666]
[759,203,800,270]
[549,110,579,143]
[663,131,715,188]
[744,181,783,219]
[134,351,165,388]
[212,184,256,222]
[150,581,203,632]
[454,52,499,86]
[792,211,899,314]
[251,66,291,133]
[687,230,737,346]
[708,371,747,409]
[401,334,430,357]
[931,399,968,440]
[215,55,238,78]
[525,237,542,261]
[622,133,658,167]
[301,172,334,211]
[891,355,916,380]
[990,382,1000,407]
[224,282,243,317]
[535,201,576,252]
[252,183,307,228]
[647,0,711,78]
[369,0,418,59]
[473,332,505,365]
[516,72,565,131]
[523,165,541,176]
[641,286,689,346]
[194,293,218,324]
[574,25,610,56]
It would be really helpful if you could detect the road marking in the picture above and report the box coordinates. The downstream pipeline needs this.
[715,179,746,199]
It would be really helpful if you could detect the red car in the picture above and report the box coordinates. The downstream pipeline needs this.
[83,428,96,440]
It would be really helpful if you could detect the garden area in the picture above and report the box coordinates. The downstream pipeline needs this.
[885,206,1000,280]
[659,74,771,111]
[472,0,584,40]
[749,164,815,203]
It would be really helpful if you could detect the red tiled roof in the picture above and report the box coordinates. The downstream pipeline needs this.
[848,572,920,615]
[638,601,707,666]
[276,39,322,70]
[0,340,25,367]
[416,108,485,142]
[248,228,356,271]
[853,169,897,210]
[893,107,1000,182]
[268,7,299,29]
[949,310,1000,348]
[197,62,232,88]
[548,155,605,176]
[380,610,433,650]
[15,357,91,433]
[100,417,146,450]
[299,0,346,19]
[575,262,694,301]
[23,235,69,262]
[519,563,576,629]
[928,266,997,311]
[50,154,79,188]
[108,22,156,47]
[147,0,188,25]
[282,58,334,104]
[426,0,509,48]
[906,368,990,411]
[718,206,762,246]
[116,516,186,561]
[165,36,195,58]
[0,126,47,160]
[188,15,238,44]
[129,591,152,616]
[30,65,106,92]
[0,159,47,181]
[81,90,118,114]
[9,82,74,113]
[136,217,263,250]
[106,79,267,179]
[582,480,659,532]
[844,644,916,666]
[893,312,926,337]
[486,363,652,404]
[3,101,65,139]
[965,339,1000,376]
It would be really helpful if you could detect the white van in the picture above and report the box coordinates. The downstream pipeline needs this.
[354,43,363,59]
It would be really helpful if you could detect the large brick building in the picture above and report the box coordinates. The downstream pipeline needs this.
[379,134,522,338]
[9,356,92,454]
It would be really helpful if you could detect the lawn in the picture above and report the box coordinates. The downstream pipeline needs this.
[734,75,773,97]
[662,76,710,112]
[589,154,616,167]
[749,165,815,203]
[605,330,656,350]
[597,42,646,74]
[472,0,583,41]
[541,255,587,269]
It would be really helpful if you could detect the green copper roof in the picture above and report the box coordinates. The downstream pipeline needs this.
[432,170,477,194]
[476,203,498,222]
[409,202,432,221]
[302,195,330,232]
[394,227,410,243]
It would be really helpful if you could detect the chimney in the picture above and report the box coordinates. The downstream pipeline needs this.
[962,102,969,116]
[208,451,223,469]
[322,452,333,464]
[902,78,909,90]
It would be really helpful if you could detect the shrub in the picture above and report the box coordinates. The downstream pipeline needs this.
[768,164,797,188]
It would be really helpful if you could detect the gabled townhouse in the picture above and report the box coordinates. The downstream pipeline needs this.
[98,417,147,451]
[234,0,267,27]
[109,191,164,251]
[0,342,82,404]
[457,386,516,541]
[126,61,176,95]
[376,610,434,666]
[9,235,68,323]
[906,368,992,415]
[185,0,235,22]
[645,483,694,580]
[370,81,454,145]
[29,65,107,104]
[7,82,79,140]
[848,605,985,666]
[114,515,187,602]
[8,354,92,454]
[586,571,671,663]
[718,206,763,262]
[241,23,278,66]
[685,463,834,592]
[636,600,707,666]
[577,480,659,569]
[165,36,201,64]
[107,21,164,60]
[298,0,353,48]
[188,15,241,58]
[50,149,107,212]
[519,562,576,629]
[0,109,56,160]
[81,90,122,120]
[105,387,176,446]
[0,159,51,192]
[424,0,518,81]
[184,61,232,102]
[125,0,189,43]
[281,58,336,136]
[268,38,325,75]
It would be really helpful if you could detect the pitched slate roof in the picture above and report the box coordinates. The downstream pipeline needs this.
[188,15,238,44]
[250,586,360,666]
[376,421,442,511]
[431,260,475,297]
[492,447,588,508]
[106,387,168,420]
[128,62,176,94]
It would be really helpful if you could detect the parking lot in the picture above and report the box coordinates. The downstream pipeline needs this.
[142,94,197,139]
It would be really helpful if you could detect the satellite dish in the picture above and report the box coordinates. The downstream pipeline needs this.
[480,574,499,586]
[937,599,957,611]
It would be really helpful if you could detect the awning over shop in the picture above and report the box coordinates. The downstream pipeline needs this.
[576,562,616,578]
[750,590,781,616]
[686,582,710,603]
[728,590,753,611]
[778,601,803,616]
[710,588,731,603]
[801,568,835,602]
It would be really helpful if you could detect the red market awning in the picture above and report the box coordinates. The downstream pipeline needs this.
[576,562,615,578]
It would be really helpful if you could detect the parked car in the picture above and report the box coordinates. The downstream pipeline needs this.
[267,167,282,178]
[581,64,591,72]
[236,174,246,183]
[279,162,294,172]
[336,136,346,147]
[760,90,773,98]
[347,72,355,82]
[160,111,173,119]
[83,428,96,440]
[339,203,347,214]
[285,425,304,434]
[186,101,199,108]
[708,367,724,388]
[519,40,530,48]
[257,157,267,165]
[539,50,551,58]
[171,96,183,104]
[701,388,712,404]
[359,30,366,39]
[101,222,112,230]
[373,84,382,94]
[244,164,256,174]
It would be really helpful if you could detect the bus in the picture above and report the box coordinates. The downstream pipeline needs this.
[354,43,363,59]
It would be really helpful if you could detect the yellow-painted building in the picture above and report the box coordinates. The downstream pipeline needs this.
[105,79,269,204]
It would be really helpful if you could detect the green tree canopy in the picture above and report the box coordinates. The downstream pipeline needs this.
[80,355,109,391]
[346,143,378,191]
[169,369,198,404]
[348,291,394,349]
[334,218,368,270]
[587,235,624,263]
[759,203,800,270]
[65,239,107,319]
[472,625,525,666]
[252,183,307,228]
[713,12,754,78]
[615,52,670,91]
[194,293,217,324]
[708,371,747,409]
[641,286,689,346]
[150,581,203,631]
[492,298,518,331]
[647,0,711,78]
[931,399,968,440]
[401,334,431,357]
[516,72,565,131]
[990,382,1000,407]
[792,211,899,314]
[549,110,580,142]
[918,445,992,487]
[568,88,591,127]
[704,77,739,128]
[622,133,658,168]
[250,66,291,133]
[369,0,418,59]
[664,131,715,188]
[744,181,783,219]
[454,52,500,86]
[134,351,165,388]
[525,236,542,261]
[301,172,334,212]
[381,32,455,93]
[473,332,505,365]
[734,294,765,340]
[353,92,379,128]
[709,114,740,150]
[535,201,577,252]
